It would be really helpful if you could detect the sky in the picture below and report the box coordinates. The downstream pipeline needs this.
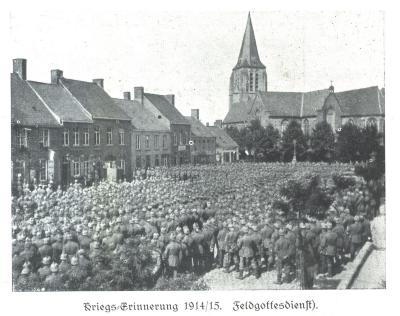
[9,11,384,125]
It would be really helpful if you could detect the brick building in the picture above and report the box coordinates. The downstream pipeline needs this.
[185,109,216,164]
[134,87,192,166]
[11,59,132,189]
[114,92,171,170]
[223,13,385,134]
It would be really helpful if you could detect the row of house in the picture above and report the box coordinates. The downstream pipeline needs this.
[11,59,239,189]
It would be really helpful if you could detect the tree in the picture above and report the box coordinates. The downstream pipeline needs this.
[281,120,307,162]
[310,121,335,162]
[335,122,364,162]
[360,124,381,161]
[261,124,281,162]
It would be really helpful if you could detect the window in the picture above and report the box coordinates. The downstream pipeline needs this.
[145,135,150,149]
[136,135,141,150]
[179,132,183,145]
[379,118,385,133]
[106,128,112,145]
[83,161,90,177]
[367,118,377,127]
[83,128,89,146]
[94,127,100,145]
[16,129,28,148]
[40,129,49,147]
[303,119,310,137]
[117,160,126,173]
[63,130,69,146]
[255,73,259,90]
[163,135,167,148]
[73,161,80,177]
[249,72,254,91]
[73,128,79,146]
[154,135,159,149]
[348,119,354,125]
[173,133,177,145]
[155,155,159,167]
[39,159,48,181]
[281,120,289,134]
[118,129,125,145]
[145,155,151,167]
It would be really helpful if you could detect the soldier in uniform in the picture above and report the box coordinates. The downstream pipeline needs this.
[348,215,363,260]
[216,222,227,268]
[163,233,182,278]
[181,226,193,272]
[260,218,274,271]
[38,237,53,259]
[191,223,205,273]
[44,263,64,291]
[360,214,372,243]
[63,233,79,258]
[223,224,239,273]
[38,256,52,281]
[321,222,338,277]
[274,228,291,284]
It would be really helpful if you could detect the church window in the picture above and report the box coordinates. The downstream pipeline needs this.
[281,120,289,133]
[326,109,336,130]
[255,73,259,90]
[379,118,384,133]
[303,119,310,137]
[249,72,254,91]
[367,117,377,127]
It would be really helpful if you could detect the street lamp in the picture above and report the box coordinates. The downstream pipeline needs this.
[292,139,297,164]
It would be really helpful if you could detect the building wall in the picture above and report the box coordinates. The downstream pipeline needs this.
[170,124,191,165]
[216,147,239,163]
[230,67,267,106]
[132,130,171,169]
[11,124,61,191]
[190,136,216,164]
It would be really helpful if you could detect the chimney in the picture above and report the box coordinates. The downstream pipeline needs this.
[93,79,104,89]
[123,91,131,100]
[51,69,63,84]
[191,109,200,120]
[13,58,27,80]
[134,87,144,105]
[165,94,175,106]
[214,119,222,128]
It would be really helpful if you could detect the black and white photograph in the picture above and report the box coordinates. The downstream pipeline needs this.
[2,1,399,315]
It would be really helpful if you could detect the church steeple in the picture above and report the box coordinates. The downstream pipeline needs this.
[234,12,265,70]
[229,13,267,109]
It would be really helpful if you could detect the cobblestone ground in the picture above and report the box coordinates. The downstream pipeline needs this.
[200,267,301,290]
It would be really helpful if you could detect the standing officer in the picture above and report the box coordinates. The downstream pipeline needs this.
[223,224,239,273]
[348,215,363,260]
[274,228,291,284]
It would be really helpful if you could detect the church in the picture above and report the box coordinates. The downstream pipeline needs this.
[223,13,385,136]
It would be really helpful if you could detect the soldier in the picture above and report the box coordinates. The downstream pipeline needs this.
[37,256,52,281]
[181,226,193,272]
[38,237,53,258]
[360,214,372,243]
[191,223,206,273]
[236,226,260,279]
[63,233,79,258]
[322,222,338,277]
[78,229,91,250]
[216,222,227,268]
[163,233,182,279]
[59,253,70,275]
[297,222,318,289]
[223,224,239,273]
[274,228,291,284]
[260,218,274,271]
[51,234,64,263]
[44,263,64,291]
[348,215,363,260]
[67,256,87,290]
[332,217,345,265]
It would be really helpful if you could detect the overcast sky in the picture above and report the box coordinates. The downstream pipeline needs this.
[9,11,384,125]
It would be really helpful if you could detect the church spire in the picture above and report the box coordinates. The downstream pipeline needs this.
[234,12,265,70]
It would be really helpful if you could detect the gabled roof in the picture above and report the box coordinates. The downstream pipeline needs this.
[113,98,169,131]
[223,96,257,124]
[144,93,189,125]
[184,116,215,138]
[336,86,384,116]
[258,91,303,117]
[207,126,238,150]
[28,81,92,123]
[234,13,265,70]
[11,73,60,127]
[302,89,331,116]
[61,78,129,120]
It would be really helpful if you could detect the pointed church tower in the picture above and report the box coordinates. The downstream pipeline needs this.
[229,13,267,109]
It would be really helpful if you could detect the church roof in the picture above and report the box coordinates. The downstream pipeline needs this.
[11,73,60,127]
[234,13,265,70]
[144,93,190,125]
[335,86,385,116]
[113,98,169,131]
[223,86,384,124]
[207,126,238,150]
